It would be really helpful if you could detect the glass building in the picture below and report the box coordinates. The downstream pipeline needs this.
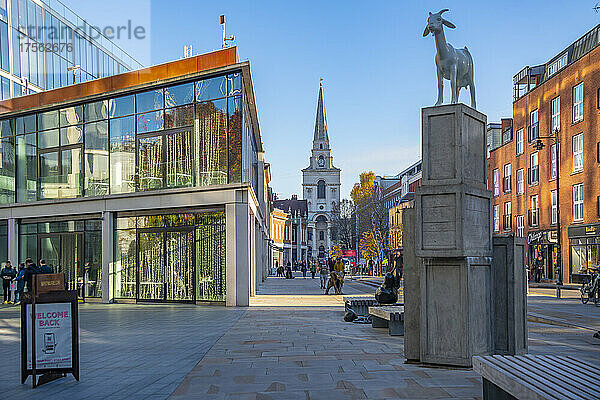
[0,0,141,99]
[0,47,271,306]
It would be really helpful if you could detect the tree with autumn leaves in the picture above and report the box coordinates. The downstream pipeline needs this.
[350,172,389,267]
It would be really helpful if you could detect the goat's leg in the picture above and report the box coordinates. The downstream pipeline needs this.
[435,68,443,106]
[450,66,458,104]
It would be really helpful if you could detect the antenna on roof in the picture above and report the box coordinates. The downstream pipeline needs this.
[183,45,193,58]
[594,2,600,13]
[220,15,235,48]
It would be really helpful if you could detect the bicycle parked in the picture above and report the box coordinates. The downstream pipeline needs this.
[580,267,600,305]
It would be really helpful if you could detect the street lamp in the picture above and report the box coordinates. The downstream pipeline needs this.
[531,128,562,298]
[67,65,81,85]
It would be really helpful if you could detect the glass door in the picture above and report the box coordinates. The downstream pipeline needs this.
[39,233,84,298]
[138,231,165,300]
[165,229,194,301]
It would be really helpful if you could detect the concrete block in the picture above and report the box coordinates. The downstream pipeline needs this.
[415,184,492,258]
[402,206,420,362]
[492,235,528,355]
[421,104,487,188]
[420,256,493,367]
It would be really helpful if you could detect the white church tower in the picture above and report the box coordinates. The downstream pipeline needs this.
[302,79,341,260]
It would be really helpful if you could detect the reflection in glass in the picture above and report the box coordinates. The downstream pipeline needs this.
[138,135,163,191]
[137,110,163,133]
[60,148,83,198]
[109,94,135,118]
[16,133,37,202]
[136,89,164,113]
[228,96,242,183]
[165,105,193,129]
[166,130,193,188]
[196,212,226,301]
[38,129,59,149]
[227,73,241,95]
[39,151,59,199]
[60,125,83,145]
[195,100,227,186]
[0,119,13,137]
[0,224,7,266]
[39,236,60,273]
[166,230,194,301]
[60,105,83,126]
[196,76,226,102]
[114,228,136,298]
[138,232,164,300]
[165,82,194,107]
[0,137,15,203]
[84,100,109,122]
[37,110,59,130]
[19,233,37,265]
[110,119,135,194]
[84,230,102,297]
[85,121,109,196]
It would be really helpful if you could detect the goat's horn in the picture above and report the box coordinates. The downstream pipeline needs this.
[439,9,449,14]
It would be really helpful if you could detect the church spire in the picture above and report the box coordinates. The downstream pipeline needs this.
[313,78,329,147]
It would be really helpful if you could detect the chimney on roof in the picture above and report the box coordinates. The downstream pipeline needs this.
[292,194,298,200]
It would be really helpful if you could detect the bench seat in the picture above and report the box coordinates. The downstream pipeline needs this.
[473,354,600,400]
[368,306,404,336]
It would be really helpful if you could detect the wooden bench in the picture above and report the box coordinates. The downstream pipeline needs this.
[473,355,600,400]
[368,306,404,336]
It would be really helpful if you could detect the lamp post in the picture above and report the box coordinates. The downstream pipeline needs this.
[532,127,562,298]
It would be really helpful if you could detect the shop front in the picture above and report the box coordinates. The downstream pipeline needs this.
[527,230,558,282]
[568,223,600,282]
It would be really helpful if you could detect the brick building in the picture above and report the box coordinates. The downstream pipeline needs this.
[488,24,600,284]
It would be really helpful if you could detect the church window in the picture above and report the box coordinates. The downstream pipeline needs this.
[317,180,326,198]
[318,155,325,167]
[319,231,324,240]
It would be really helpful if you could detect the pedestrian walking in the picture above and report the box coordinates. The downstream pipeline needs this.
[310,262,316,279]
[534,254,543,283]
[301,263,307,278]
[319,264,329,289]
[1,261,16,304]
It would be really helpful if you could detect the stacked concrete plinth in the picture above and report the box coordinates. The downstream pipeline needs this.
[415,104,493,367]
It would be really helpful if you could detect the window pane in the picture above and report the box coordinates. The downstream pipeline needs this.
[196,76,226,101]
[114,228,136,298]
[38,128,59,149]
[136,88,163,113]
[227,73,241,96]
[137,110,163,133]
[165,82,194,107]
[109,94,134,117]
[60,105,83,126]
[228,96,242,183]
[0,136,14,203]
[196,212,226,301]
[60,125,83,145]
[37,110,59,130]
[165,105,193,129]
[84,121,109,197]
[110,119,135,194]
[59,148,82,198]
[84,100,109,122]
[195,100,227,186]
[166,130,193,188]
[84,230,102,297]
[138,135,163,191]
[39,151,59,199]
[16,133,36,202]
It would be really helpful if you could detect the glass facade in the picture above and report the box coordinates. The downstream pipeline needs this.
[114,211,226,302]
[0,72,243,204]
[18,218,102,298]
[0,221,7,265]
[0,0,141,98]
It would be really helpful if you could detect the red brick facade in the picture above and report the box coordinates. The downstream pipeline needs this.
[488,36,600,283]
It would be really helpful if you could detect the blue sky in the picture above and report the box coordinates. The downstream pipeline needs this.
[65,0,600,199]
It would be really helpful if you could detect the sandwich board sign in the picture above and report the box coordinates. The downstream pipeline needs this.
[21,274,79,388]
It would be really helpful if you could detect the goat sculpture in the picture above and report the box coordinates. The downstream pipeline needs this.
[423,9,476,109]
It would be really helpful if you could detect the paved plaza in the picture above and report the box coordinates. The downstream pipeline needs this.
[0,273,599,399]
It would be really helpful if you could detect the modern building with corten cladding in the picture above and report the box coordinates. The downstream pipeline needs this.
[0,47,273,306]
[488,24,600,284]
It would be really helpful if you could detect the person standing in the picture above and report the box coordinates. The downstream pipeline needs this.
[1,261,16,304]
[301,262,307,278]
[310,262,316,279]
[14,263,26,304]
[39,259,53,274]
[534,254,543,283]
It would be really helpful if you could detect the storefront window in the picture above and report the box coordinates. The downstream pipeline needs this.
[196,212,226,302]
[114,227,136,299]
[570,239,587,275]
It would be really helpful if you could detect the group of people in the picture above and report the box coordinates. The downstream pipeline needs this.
[0,258,53,305]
